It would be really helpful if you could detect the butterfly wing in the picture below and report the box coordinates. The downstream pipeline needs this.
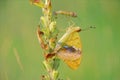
[57,29,82,70]
[64,58,81,70]
[65,32,82,49]
[57,46,81,70]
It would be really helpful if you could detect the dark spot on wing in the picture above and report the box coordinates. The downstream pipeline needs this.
[63,46,76,52]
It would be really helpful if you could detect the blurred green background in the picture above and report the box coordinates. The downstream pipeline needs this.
[0,0,120,80]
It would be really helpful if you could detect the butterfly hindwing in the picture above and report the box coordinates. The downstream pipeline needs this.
[57,46,81,69]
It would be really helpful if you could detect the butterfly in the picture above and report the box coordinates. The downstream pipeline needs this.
[56,26,82,70]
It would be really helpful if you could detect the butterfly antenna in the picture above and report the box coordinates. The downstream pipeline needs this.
[81,26,96,31]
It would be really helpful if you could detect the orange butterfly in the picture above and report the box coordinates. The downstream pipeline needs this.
[56,26,82,70]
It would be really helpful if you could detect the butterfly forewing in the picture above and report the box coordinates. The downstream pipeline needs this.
[65,32,82,49]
